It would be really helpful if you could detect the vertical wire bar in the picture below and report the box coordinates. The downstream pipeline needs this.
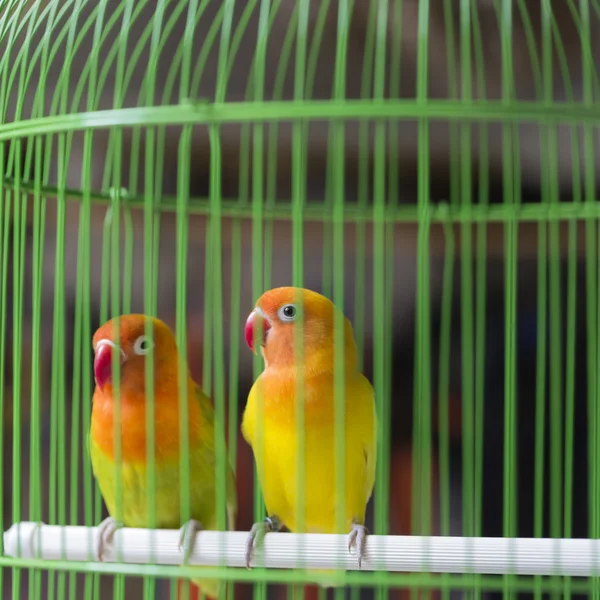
[250,0,268,591]
[548,1,580,594]
[317,0,336,298]
[293,0,309,586]
[107,149,124,600]
[59,15,87,595]
[321,143,333,297]
[500,5,518,600]
[58,3,89,580]
[121,206,133,315]
[209,123,229,575]
[12,162,24,600]
[438,215,454,543]
[140,7,166,598]
[29,134,44,600]
[178,0,200,593]
[176,126,192,600]
[69,188,83,600]
[248,0,266,583]
[331,0,349,585]
[413,6,432,600]
[596,190,600,600]
[25,49,42,595]
[30,19,60,597]
[56,15,72,582]
[54,127,68,600]
[11,150,25,600]
[80,123,95,600]
[534,251,548,587]
[471,3,490,567]
[384,11,410,592]
[518,3,548,600]
[226,0,268,537]
[226,246,241,558]
[331,75,345,583]
[179,15,199,600]
[386,5,402,588]
[260,109,276,295]
[0,150,9,595]
[471,4,492,598]
[534,147,548,600]
[32,14,60,595]
[263,0,292,293]
[143,133,157,600]
[443,0,459,221]
[562,189,578,600]
[383,205,395,586]
[353,0,376,371]
[580,4,600,597]
[439,8,458,599]
[373,0,388,595]
[109,195,123,575]
[541,7,564,576]
[97,208,112,600]
[459,0,475,563]
[227,220,241,487]
[202,216,213,395]
[214,0,236,583]
[109,6,133,600]
[560,7,583,600]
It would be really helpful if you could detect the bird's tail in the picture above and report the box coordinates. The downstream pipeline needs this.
[305,569,345,588]
[178,576,225,600]
[189,573,225,599]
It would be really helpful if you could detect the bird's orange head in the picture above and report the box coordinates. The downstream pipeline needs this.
[93,314,181,395]
[245,287,357,372]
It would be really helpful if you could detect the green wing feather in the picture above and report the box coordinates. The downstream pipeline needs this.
[193,384,238,531]
[89,384,237,599]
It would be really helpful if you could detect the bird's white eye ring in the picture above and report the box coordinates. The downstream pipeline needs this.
[277,304,297,322]
[133,335,154,355]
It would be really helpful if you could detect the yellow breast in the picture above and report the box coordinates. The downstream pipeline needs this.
[242,369,377,533]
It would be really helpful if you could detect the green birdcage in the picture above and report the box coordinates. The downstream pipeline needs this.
[1,0,600,599]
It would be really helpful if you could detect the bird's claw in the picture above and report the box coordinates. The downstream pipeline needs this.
[178,519,203,564]
[245,516,280,569]
[347,523,369,569]
[96,517,123,562]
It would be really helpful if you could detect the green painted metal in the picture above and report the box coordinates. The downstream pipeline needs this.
[0,1,598,599]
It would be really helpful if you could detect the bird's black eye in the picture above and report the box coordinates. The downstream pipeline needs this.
[278,304,297,322]
[133,335,154,355]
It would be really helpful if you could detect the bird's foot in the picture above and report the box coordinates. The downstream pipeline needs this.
[245,515,281,569]
[178,519,203,564]
[96,517,124,562]
[347,522,369,569]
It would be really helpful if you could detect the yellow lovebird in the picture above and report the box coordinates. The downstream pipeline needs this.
[89,314,237,598]
[242,287,377,569]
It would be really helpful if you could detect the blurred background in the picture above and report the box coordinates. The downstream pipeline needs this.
[1,1,600,599]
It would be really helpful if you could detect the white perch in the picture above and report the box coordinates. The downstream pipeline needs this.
[4,522,600,577]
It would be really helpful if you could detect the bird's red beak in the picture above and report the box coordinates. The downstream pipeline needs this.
[94,341,126,391]
[244,309,271,354]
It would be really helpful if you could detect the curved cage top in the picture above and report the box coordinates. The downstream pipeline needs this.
[0,1,598,207]
[1,2,600,599]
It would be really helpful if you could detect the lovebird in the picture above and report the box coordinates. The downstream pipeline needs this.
[89,314,237,598]
[242,287,377,569]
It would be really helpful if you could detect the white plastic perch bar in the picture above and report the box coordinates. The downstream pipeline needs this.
[5,522,600,577]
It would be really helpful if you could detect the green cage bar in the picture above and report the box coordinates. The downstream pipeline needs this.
[0,2,600,600]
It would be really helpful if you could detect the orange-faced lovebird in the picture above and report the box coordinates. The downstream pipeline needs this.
[242,287,377,569]
[89,314,237,598]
